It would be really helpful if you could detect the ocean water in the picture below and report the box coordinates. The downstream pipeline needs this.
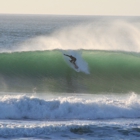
[0,14,140,139]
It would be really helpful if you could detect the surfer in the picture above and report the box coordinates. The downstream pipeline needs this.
[64,54,79,69]
[64,54,77,64]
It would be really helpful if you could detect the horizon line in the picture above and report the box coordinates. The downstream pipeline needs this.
[0,13,139,17]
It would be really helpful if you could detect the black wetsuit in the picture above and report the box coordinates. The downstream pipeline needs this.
[69,55,76,63]
[64,54,76,63]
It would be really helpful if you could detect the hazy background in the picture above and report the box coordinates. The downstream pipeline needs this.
[0,0,140,16]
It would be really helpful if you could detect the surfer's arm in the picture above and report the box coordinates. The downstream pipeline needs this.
[64,54,70,57]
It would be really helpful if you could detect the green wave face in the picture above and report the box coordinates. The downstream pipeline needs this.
[0,50,140,93]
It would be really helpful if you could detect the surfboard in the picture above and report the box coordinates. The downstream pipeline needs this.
[72,62,79,69]
[69,61,80,72]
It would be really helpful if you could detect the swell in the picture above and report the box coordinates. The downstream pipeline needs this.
[1,50,140,77]
[0,51,66,77]
[0,50,140,93]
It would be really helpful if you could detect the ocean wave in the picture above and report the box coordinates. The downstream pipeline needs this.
[0,93,139,120]
[0,50,140,93]
[0,119,140,139]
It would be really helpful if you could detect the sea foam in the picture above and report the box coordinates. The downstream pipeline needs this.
[0,93,140,120]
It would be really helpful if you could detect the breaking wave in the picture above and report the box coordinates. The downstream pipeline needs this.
[0,50,140,93]
[0,93,139,120]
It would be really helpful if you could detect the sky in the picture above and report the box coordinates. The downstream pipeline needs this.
[0,0,140,16]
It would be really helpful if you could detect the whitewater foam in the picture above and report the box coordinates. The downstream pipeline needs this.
[0,119,140,139]
[0,93,140,120]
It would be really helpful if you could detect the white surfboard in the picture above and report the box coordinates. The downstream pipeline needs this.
[70,61,77,68]
[68,61,80,72]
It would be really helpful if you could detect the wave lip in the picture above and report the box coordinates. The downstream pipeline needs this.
[0,93,140,120]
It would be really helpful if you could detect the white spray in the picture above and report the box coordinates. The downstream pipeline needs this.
[1,18,140,53]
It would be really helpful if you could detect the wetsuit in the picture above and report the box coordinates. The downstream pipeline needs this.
[64,54,76,63]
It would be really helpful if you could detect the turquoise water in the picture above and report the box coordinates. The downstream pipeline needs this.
[0,50,140,93]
